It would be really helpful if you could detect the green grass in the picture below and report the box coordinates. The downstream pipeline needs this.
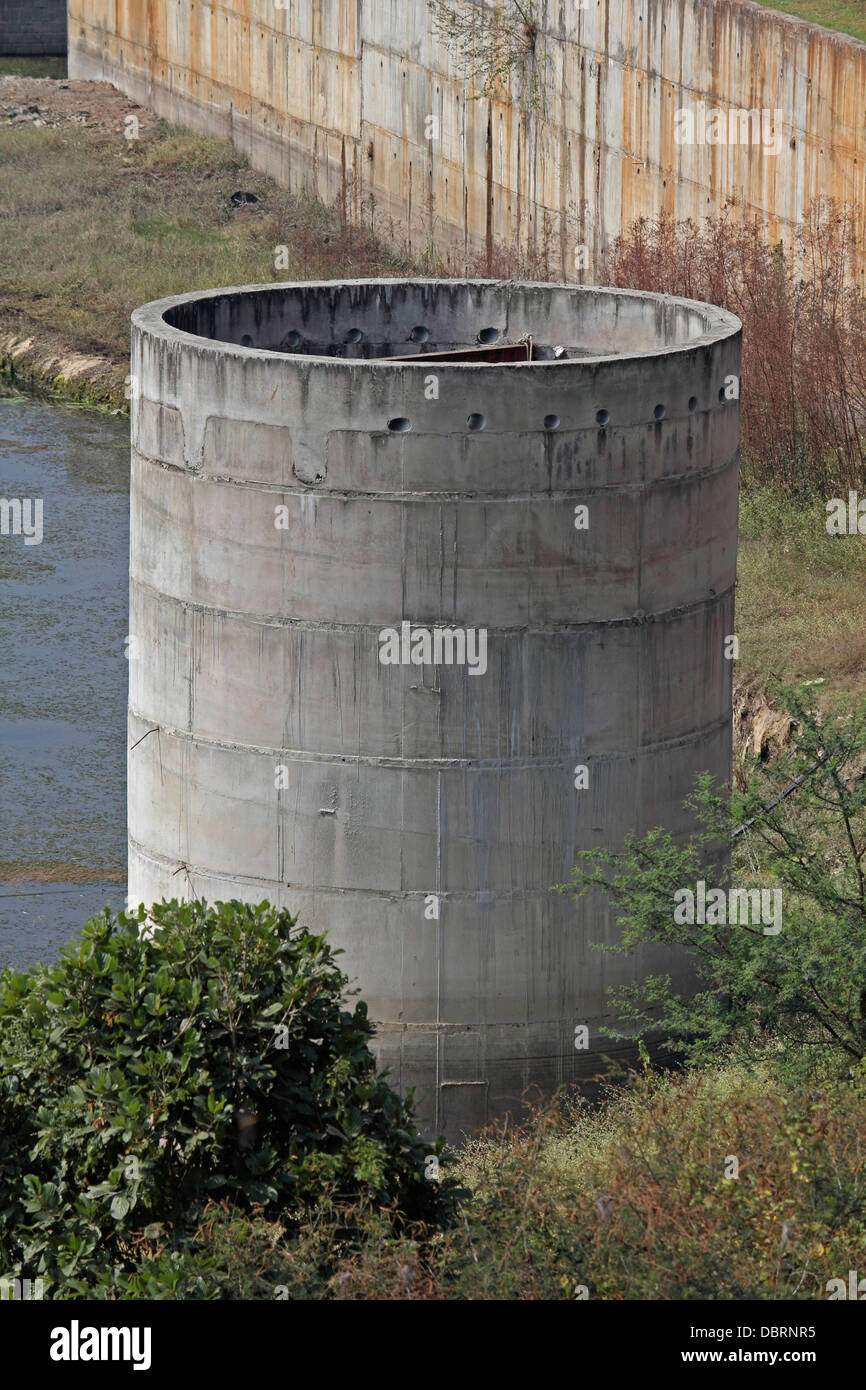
[0,119,417,380]
[757,0,866,42]
[737,486,866,693]
[0,56,66,78]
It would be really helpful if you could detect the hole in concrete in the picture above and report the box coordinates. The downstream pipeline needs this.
[467,413,486,431]
[688,396,698,412]
[543,414,560,430]
[654,403,666,421]
[596,408,610,427]
[718,386,727,403]
[285,330,301,349]
[240,334,255,348]
[388,417,412,432]
[410,325,430,342]
[478,327,499,344]
[345,328,363,343]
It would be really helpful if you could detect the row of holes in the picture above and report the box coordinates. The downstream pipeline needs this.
[240,326,729,428]
[388,392,730,433]
[241,326,501,350]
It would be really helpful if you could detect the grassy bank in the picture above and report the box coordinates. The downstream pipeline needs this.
[0,57,66,79]
[0,88,418,409]
[77,1064,866,1300]
[758,0,866,42]
[6,892,864,1299]
[738,489,866,694]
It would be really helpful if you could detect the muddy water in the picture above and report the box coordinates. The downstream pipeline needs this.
[0,389,129,971]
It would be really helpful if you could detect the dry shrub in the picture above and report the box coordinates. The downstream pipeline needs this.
[604,201,866,497]
[317,1067,866,1300]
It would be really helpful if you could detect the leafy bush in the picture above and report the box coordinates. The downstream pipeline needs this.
[75,1068,866,1300]
[0,899,450,1296]
[558,685,866,1080]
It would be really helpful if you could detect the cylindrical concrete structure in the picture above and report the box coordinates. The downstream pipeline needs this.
[128,279,741,1138]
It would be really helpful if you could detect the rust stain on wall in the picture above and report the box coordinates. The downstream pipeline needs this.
[69,0,866,278]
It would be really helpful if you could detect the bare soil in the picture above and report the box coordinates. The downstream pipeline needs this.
[0,74,158,136]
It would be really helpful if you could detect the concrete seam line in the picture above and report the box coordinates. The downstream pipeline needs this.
[125,837,620,902]
[129,443,740,496]
[127,708,732,766]
[126,575,737,633]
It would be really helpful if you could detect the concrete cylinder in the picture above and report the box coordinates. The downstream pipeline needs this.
[128,279,741,1138]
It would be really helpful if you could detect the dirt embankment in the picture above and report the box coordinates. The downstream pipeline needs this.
[0,76,162,409]
[0,328,126,410]
[1,74,157,134]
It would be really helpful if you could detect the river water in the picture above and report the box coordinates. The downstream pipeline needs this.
[0,388,129,972]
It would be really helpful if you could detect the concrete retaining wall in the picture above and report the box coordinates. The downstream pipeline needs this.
[128,278,741,1138]
[68,0,866,278]
[0,0,67,56]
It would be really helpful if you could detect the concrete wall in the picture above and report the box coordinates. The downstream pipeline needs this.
[68,0,866,278]
[0,0,67,55]
[128,278,741,1138]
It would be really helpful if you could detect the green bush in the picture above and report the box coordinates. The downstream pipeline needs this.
[558,685,866,1082]
[0,899,450,1297]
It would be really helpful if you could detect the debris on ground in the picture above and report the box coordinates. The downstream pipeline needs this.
[0,75,156,137]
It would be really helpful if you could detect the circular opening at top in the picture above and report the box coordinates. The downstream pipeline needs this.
[151,281,741,367]
[543,414,560,431]
[688,395,698,412]
[467,413,486,431]
[388,417,412,433]
[596,408,610,427]
[654,403,666,421]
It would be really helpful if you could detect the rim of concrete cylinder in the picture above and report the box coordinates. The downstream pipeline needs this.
[132,278,742,369]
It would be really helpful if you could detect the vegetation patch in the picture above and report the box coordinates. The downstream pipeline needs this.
[758,0,866,43]
[0,87,418,410]
[0,900,452,1298]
